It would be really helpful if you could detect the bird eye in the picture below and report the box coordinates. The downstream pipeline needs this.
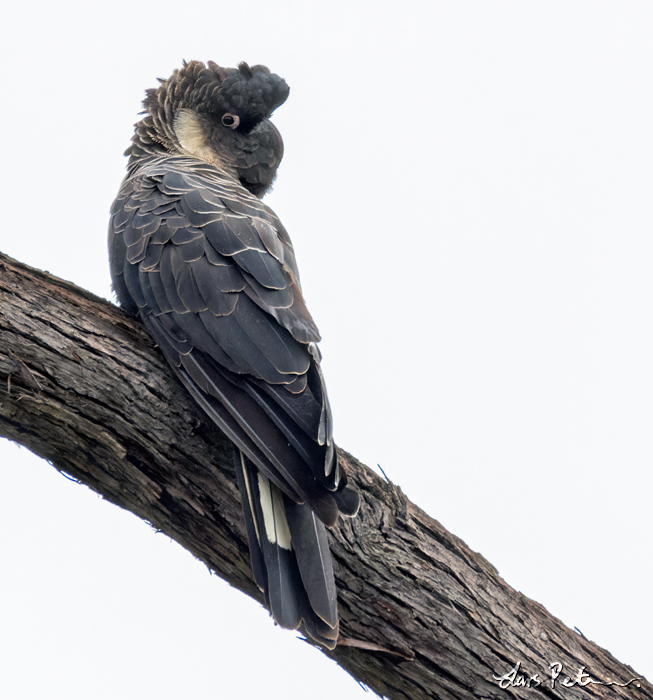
[221,113,240,129]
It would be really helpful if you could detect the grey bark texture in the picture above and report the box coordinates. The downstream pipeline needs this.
[0,251,649,700]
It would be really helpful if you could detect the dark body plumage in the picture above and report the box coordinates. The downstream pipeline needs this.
[108,61,358,647]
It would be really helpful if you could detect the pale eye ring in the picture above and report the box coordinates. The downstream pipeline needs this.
[221,113,240,129]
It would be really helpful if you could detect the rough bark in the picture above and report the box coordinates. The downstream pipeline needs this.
[0,251,649,700]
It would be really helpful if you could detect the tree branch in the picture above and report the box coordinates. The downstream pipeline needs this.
[0,251,648,700]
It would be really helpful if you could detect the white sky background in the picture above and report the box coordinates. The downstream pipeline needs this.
[1,2,651,697]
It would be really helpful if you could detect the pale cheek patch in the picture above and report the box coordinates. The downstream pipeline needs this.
[258,472,292,550]
[173,109,220,165]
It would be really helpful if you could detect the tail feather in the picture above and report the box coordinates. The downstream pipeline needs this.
[235,452,338,648]
[234,452,269,595]
[284,499,337,628]
[300,610,339,649]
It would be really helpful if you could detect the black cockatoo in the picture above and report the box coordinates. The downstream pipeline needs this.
[108,60,359,648]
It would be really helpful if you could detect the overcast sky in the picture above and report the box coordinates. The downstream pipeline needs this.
[1,2,651,698]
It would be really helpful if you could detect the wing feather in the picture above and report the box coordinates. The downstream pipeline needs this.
[231,248,289,290]
[203,215,266,256]
[190,259,241,315]
[109,156,353,527]
[285,499,337,628]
